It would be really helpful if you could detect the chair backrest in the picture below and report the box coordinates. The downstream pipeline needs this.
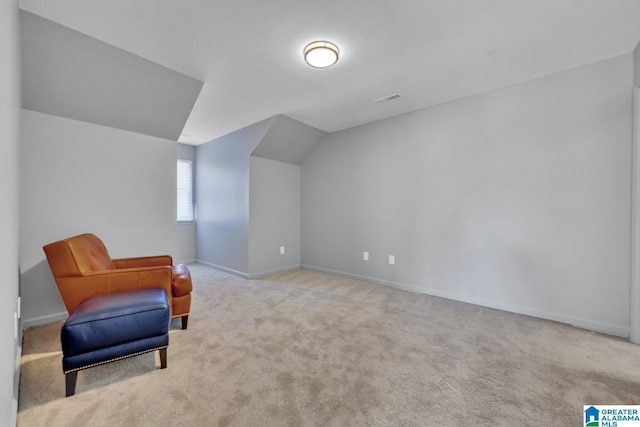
[43,233,116,278]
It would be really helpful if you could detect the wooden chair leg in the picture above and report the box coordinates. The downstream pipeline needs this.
[181,315,189,330]
[65,371,78,397]
[159,348,167,369]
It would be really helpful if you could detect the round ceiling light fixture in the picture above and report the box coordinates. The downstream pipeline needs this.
[303,41,339,68]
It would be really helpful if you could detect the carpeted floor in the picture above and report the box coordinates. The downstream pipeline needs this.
[17,264,640,426]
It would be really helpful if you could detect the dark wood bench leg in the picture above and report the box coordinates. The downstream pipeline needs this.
[65,371,78,397]
[181,315,189,330]
[159,348,167,369]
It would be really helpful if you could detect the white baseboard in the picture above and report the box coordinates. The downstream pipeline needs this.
[301,264,629,338]
[248,264,301,279]
[176,259,196,265]
[195,260,250,279]
[22,311,67,329]
[195,261,303,280]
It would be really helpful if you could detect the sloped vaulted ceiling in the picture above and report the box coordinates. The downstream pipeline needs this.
[17,0,640,145]
[20,11,203,141]
[250,115,327,166]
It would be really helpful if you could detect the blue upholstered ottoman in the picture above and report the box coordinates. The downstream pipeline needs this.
[61,288,170,396]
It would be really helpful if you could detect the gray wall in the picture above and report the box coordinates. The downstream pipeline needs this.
[196,115,312,277]
[195,118,274,275]
[20,110,177,327]
[20,11,203,141]
[1,1,20,424]
[302,53,633,337]
[249,157,301,277]
[177,143,196,263]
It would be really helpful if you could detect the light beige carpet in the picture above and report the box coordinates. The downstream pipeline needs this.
[18,264,640,426]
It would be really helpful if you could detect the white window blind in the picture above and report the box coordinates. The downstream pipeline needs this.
[177,159,194,222]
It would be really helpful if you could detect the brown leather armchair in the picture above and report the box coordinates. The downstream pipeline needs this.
[43,233,192,329]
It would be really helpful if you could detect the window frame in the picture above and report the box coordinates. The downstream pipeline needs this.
[177,158,195,223]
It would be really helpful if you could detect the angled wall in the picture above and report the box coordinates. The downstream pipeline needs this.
[19,11,201,328]
[302,54,633,337]
[20,11,203,141]
[247,115,326,277]
[195,117,276,276]
[251,114,327,165]
[197,114,326,277]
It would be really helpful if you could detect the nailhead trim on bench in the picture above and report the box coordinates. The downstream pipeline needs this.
[64,345,168,374]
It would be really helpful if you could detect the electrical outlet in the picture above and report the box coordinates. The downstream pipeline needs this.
[363,251,369,261]
[388,255,395,265]
[280,246,285,255]
[17,296,21,319]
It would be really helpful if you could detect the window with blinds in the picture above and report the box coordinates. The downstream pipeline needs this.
[177,159,194,222]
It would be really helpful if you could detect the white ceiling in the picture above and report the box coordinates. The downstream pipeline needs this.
[18,0,640,145]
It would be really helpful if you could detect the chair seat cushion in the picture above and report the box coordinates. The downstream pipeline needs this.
[172,264,193,297]
[61,288,170,358]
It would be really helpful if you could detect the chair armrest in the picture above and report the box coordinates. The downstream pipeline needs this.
[56,266,173,314]
[112,255,173,269]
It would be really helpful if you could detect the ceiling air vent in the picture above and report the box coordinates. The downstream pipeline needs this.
[373,93,401,104]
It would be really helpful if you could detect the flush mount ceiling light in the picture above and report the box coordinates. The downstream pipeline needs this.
[303,41,339,68]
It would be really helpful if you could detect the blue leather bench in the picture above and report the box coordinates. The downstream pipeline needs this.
[61,288,170,396]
